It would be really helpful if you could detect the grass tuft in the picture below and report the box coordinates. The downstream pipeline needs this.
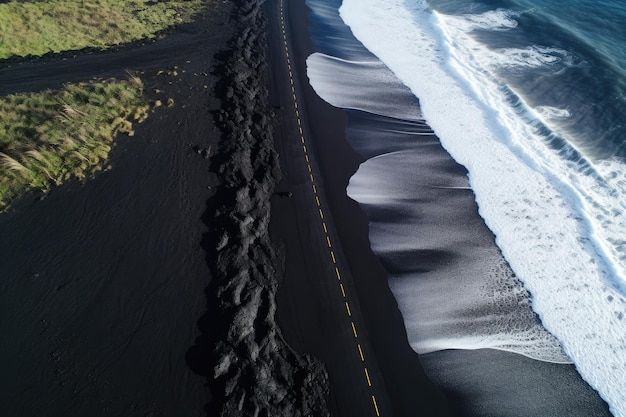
[0,0,206,59]
[0,76,148,209]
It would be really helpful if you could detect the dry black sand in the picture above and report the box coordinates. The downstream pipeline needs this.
[0,3,233,416]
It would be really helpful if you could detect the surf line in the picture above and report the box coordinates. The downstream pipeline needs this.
[278,1,381,415]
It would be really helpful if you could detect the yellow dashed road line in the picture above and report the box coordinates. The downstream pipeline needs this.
[364,367,372,387]
[280,1,381,415]
[351,321,358,338]
[373,396,381,416]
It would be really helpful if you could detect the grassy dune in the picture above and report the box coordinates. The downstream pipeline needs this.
[0,76,149,209]
[0,0,205,59]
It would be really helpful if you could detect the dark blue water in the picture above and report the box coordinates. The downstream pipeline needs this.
[427,0,626,158]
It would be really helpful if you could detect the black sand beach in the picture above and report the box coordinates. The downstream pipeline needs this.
[0,0,613,416]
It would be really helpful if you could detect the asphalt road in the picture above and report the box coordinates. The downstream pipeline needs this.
[279,0,385,414]
[266,0,415,415]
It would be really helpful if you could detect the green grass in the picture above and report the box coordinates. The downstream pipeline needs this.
[0,0,205,59]
[0,76,149,209]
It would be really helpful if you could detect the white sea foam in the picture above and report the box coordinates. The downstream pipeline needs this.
[440,12,578,72]
[339,0,626,415]
[491,46,574,70]
[447,8,518,32]
[535,105,572,119]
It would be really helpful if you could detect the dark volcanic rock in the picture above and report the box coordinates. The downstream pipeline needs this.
[203,0,329,415]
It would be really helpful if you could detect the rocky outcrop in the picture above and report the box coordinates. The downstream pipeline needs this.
[206,0,329,415]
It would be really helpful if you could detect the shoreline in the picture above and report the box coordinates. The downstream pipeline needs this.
[296,0,614,416]
[339,0,626,414]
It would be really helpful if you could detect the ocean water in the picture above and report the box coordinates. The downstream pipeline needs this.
[305,0,626,415]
